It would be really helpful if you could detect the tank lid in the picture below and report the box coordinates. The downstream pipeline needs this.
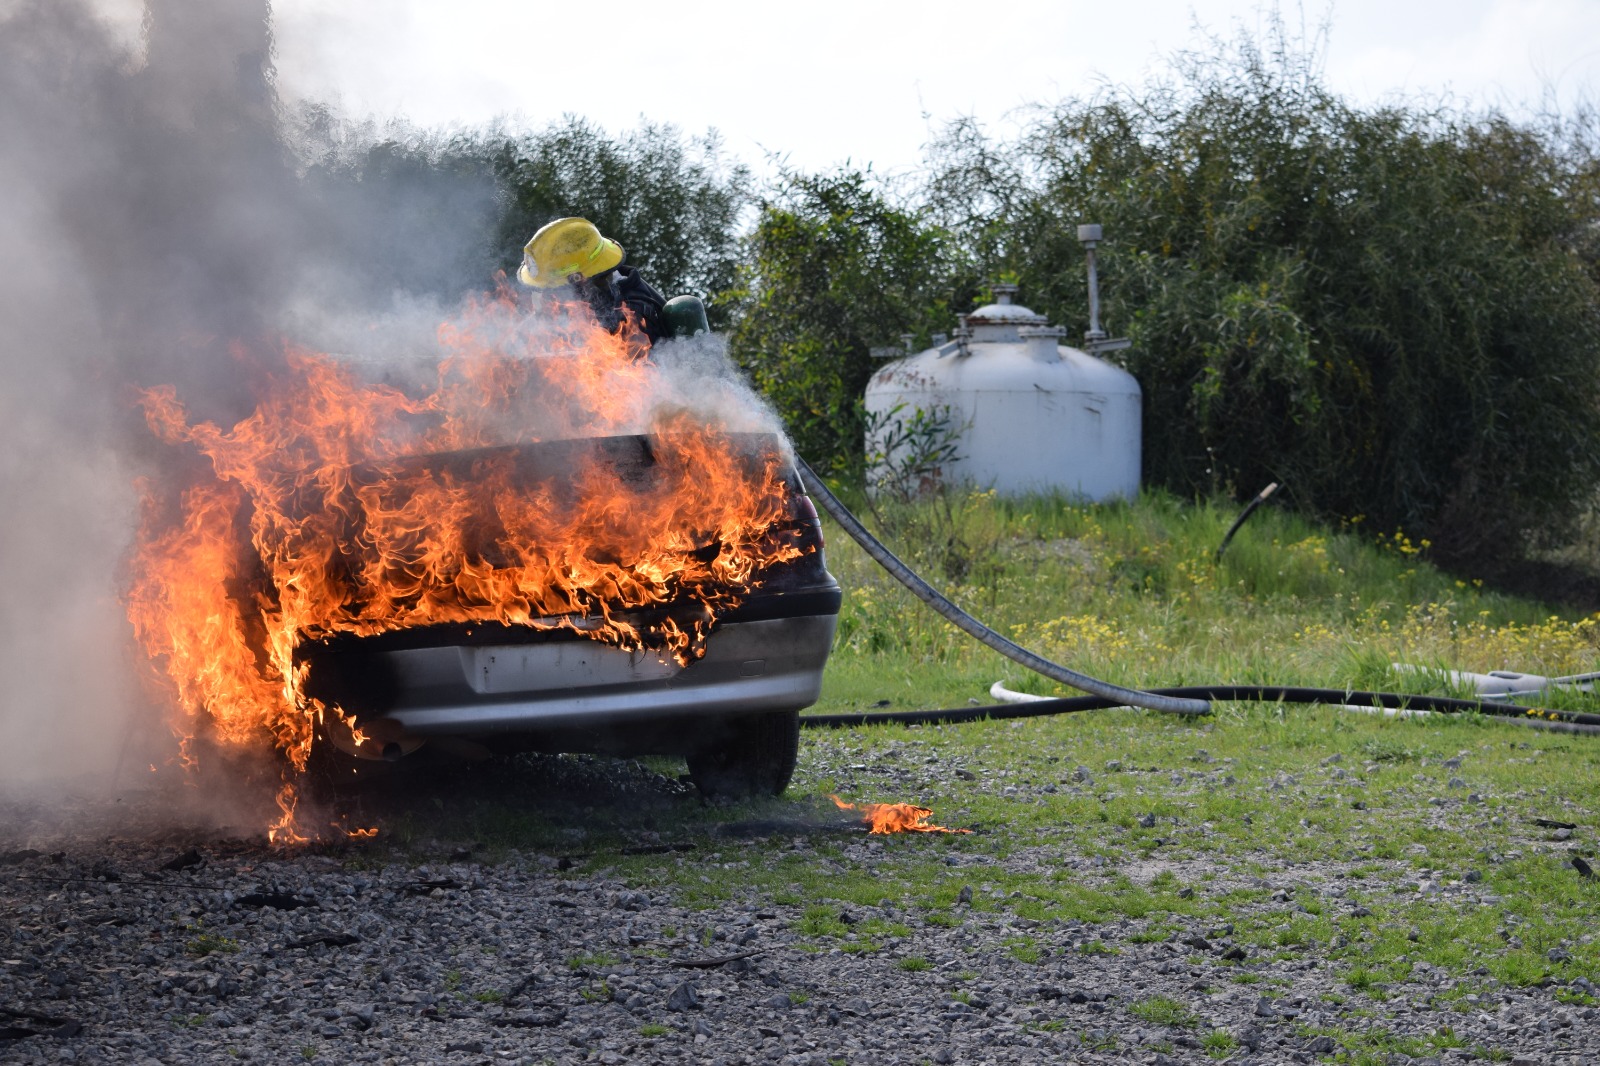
[965,283,1047,326]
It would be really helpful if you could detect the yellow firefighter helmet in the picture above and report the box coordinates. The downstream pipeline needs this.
[517,217,625,288]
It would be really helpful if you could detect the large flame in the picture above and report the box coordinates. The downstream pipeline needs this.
[831,795,973,835]
[125,291,801,841]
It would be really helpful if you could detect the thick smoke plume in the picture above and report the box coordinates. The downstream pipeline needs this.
[0,1,781,822]
[0,0,342,805]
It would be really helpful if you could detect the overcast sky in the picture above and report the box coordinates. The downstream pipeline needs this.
[97,0,1600,175]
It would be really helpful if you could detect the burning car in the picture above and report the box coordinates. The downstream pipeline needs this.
[126,295,839,833]
[295,431,839,797]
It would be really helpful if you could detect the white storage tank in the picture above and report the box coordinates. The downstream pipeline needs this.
[865,284,1141,500]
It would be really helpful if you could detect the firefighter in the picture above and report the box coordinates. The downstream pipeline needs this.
[517,217,667,347]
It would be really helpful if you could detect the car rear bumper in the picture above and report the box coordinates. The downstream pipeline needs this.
[385,613,836,735]
[300,587,841,747]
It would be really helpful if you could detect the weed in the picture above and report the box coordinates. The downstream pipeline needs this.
[896,956,932,972]
[798,906,849,939]
[1201,1030,1238,1058]
[1129,995,1199,1028]
[183,921,239,958]
[640,1023,669,1037]
[566,952,619,971]
[1078,1030,1118,1052]
[1345,966,1384,996]
[1359,738,1421,763]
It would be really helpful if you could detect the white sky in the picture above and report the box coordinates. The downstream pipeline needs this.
[122,1,1600,175]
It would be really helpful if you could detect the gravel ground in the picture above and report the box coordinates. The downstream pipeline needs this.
[2,755,1596,1066]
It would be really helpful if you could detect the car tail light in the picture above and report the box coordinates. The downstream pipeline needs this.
[790,490,821,542]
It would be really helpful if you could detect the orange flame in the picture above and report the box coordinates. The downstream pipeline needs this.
[125,290,802,841]
[831,795,973,835]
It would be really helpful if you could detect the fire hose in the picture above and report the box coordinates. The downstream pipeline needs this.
[792,461,1600,736]
[794,459,1209,717]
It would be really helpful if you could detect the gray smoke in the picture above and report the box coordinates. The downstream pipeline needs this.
[0,0,497,806]
[0,0,781,825]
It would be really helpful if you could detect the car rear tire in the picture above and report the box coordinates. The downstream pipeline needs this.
[685,710,800,799]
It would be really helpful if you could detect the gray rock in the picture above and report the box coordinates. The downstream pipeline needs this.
[667,981,700,1012]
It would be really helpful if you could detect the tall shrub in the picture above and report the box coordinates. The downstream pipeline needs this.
[726,169,973,476]
[927,34,1600,563]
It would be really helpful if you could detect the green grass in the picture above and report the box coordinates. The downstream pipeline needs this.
[565,952,620,971]
[1129,995,1200,1028]
[1201,1029,1238,1058]
[183,922,239,958]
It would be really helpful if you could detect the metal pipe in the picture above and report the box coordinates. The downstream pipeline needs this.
[1078,223,1105,344]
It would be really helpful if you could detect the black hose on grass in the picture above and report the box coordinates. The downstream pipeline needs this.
[801,686,1600,735]
[1214,481,1280,563]
[795,459,1211,718]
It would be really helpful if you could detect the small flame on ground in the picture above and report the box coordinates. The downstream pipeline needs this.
[831,794,973,835]
[332,818,379,840]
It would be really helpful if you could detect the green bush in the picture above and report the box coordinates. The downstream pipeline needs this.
[926,29,1600,565]
[724,169,977,477]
